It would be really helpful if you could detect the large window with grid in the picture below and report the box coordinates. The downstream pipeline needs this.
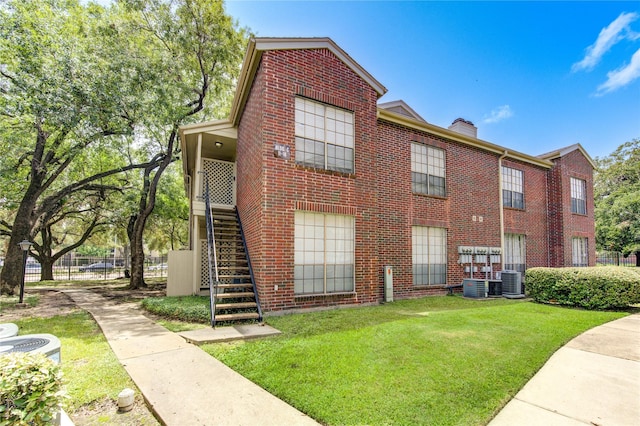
[294,211,355,295]
[504,234,526,274]
[502,167,524,209]
[412,226,447,286]
[570,177,587,215]
[411,143,446,197]
[295,97,354,173]
[572,237,588,267]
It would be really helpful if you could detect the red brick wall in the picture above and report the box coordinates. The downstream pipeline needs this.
[547,150,595,266]
[236,58,266,302]
[502,159,549,268]
[238,49,380,311]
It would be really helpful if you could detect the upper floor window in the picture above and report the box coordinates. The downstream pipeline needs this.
[570,177,587,215]
[572,237,588,267]
[411,143,446,197]
[502,166,524,209]
[295,97,354,174]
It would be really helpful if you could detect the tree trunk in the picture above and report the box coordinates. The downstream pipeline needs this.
[0,198,38,294]
[128,131,178,289]
[636,251,640,267]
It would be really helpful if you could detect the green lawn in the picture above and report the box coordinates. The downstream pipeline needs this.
[201,297,626,425]
[13,312,136,412]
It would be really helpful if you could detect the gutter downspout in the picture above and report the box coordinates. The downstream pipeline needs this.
[498,150,508,272]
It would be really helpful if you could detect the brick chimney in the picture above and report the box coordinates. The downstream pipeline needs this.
[448,118,477,138]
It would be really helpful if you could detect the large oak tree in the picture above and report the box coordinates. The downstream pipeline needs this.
[595,138,640,266]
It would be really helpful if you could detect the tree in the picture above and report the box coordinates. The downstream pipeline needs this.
[145,162,189,252]
[595,139,640,266]
[0,0,164,294]
[119,0,246,288]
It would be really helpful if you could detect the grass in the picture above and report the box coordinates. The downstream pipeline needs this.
[0,294,39,309]
[198,297,626,426]
[13,312,136,412]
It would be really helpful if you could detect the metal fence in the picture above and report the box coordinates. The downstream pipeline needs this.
[596,251,638,267]
[1,254,168,283]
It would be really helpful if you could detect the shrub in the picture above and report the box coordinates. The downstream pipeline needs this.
[526,266,640,310]
[0,352,67,426]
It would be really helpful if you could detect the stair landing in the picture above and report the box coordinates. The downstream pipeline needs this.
[179,324,281,344]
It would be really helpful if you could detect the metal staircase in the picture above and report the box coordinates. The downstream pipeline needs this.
[203,206,262,326]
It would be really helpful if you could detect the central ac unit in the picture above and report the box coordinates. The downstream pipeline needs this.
[501,270,525,299]
[463,279,487,298]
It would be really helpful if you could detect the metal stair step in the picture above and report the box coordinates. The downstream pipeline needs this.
[215,312,260,321]
[218,274,251,280]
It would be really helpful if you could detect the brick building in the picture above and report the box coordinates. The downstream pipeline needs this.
[170,37,596,315]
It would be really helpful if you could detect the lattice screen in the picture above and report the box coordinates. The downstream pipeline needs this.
[201,159,235,206]
[199,238,239,289]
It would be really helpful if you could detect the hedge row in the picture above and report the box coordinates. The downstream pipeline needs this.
[525,266,640,310]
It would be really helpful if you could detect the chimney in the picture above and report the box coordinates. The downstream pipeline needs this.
[448,118,477,138]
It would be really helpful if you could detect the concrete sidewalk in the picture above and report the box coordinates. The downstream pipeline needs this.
[490,313,640,426]
[62,289,318,426]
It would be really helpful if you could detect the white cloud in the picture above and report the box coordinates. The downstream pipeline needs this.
[572,12,639,72]
[595,47,640,95]
[483,105,513,124]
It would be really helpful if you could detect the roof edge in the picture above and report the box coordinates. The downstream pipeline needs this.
[377,109,553,169]
[537,143,597,169]
[229,37,388,125]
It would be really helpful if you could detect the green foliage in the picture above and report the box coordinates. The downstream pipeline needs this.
[0,352,67,426]
[595,139,640,255]
[15,312,138,412]
[201,298,624,425]
[141,296,211,323]
[526,266,640,309]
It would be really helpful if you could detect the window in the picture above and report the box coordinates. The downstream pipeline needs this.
[412,226,447,285]
[295,97,354,173]
[572,237,588,267]
[502,167,524,209]
[571,177,587,215]
[411,143,446,197]
[294,211,355,295]
[504,234,526,274]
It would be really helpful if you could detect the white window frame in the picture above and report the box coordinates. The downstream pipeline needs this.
[570,177,587,215]
[294,211,355,295]
[295,97,354,173]
[572,237,588,267]
[502,167,524,209]
[411,143,446,197]
[412,226,447,286]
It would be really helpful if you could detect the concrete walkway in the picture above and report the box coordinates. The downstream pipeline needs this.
[490,313,640,426]
[62,289,318,426]
[62,288,640,426]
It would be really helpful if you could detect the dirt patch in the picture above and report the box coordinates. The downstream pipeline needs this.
[0,289,78,321]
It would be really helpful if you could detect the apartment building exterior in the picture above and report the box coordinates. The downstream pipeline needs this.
[170,37,596,313]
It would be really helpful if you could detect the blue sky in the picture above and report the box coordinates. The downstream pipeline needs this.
[226,1,640,159]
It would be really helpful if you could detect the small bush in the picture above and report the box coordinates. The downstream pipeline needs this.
[0,352,67,426]
[526,266,640,309]
[141,296,210,323]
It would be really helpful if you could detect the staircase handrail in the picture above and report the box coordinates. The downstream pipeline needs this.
[236,208,263,322]
[202,173,220,328]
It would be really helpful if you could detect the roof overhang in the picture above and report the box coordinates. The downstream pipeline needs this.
[377,108,554,169]
[537,143,597,169]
